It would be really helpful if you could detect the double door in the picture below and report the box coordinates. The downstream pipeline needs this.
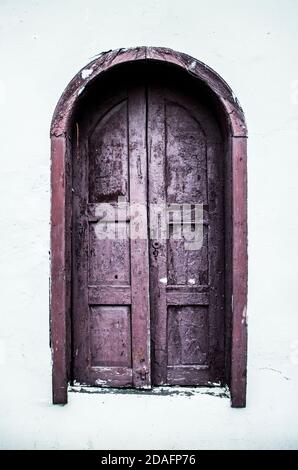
[72,69,225,388]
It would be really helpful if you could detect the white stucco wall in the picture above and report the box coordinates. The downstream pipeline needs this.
[0,0,298,450]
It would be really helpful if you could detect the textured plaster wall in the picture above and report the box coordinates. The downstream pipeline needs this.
[0,0,298,449]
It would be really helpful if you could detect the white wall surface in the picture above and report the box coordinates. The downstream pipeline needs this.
[0,0,298,450]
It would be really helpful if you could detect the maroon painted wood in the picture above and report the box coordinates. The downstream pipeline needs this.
[50,136,68,404]
[148,75,225,386]
[50,47,248,407]
[230,137,248,407]
[71,75,151,388]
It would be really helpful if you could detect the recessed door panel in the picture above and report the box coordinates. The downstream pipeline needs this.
[166,102,208,205]
[167,305,208,366]
[89,101,128,203]
[90,305,131,367]
[88,221,131,286]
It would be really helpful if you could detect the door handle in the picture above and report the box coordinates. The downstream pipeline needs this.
[152,241,160,258]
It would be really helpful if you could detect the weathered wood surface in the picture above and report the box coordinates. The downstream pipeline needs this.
[51,47,247,139]
[72,71,151,388]
[148,70,225,386]
[50,48,247,407]
[50,136,68,404]
[128,84,152,388]
[230,137,248,407]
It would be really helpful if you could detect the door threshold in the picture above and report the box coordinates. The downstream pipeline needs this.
[69,384,230,399]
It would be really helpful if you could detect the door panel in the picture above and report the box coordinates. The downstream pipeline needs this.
[88,221,131,285]
[148,82,225,386]
[88,100,128,203]
[90,305,131,367]
[72,83,151,388]
[167,305,208,366]
[166,102,208,205]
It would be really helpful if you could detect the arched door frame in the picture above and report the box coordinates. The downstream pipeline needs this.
[50,47,248,407]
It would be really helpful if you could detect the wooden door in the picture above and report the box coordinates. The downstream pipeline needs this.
[72,77,151,388]
[148,78,225,386]
[72,67,225,388]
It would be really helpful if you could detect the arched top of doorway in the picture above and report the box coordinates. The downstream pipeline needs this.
[50,46,247,138]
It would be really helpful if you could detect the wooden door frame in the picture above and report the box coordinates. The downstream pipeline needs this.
[50,47,248,407]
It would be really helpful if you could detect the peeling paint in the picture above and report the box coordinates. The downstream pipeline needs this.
[68,385,230,399]
[95,378,108,385]
[188,60,197,72]
[77,86,86,96]
[81,67,93,79]
[241,306,247,324]
[73,379,88,387]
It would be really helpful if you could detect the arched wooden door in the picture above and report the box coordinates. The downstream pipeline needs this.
[51,47,247,406]
[72,64,225,388]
